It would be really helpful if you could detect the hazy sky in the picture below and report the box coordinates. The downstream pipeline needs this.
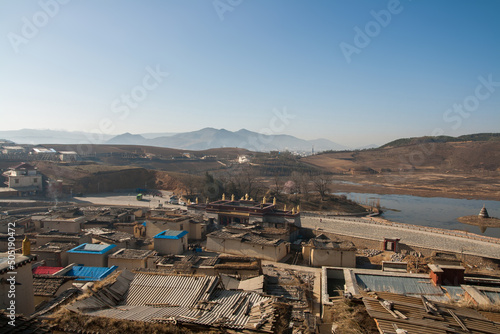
[1,0,499,147]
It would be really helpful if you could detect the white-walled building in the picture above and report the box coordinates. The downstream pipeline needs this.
[59,151,78,161]
[2,163,43,193]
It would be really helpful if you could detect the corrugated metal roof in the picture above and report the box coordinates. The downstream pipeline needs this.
[125,274,218,307]
[356,274,444,296]
[363,292,500,334]
[87,290,271,330]
[483,290,500,304]
[442,285,466,302]
[66,271,275,332]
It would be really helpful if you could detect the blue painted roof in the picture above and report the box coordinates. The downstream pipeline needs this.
[154,229,188,239]
[67,243,116,254]
[65,265,118,281]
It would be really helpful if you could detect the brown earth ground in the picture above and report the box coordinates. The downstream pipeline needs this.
[328,172,500,201]
[302,141,500,201]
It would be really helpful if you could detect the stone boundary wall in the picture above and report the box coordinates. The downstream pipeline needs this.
[303,215,500,245]
[303,227,492,264]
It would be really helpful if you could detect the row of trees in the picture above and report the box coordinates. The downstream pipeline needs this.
[179,166,334,202]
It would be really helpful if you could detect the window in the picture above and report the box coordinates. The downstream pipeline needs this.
[180,224,184,230]
[15,179,19,184]
[33,178,38,183]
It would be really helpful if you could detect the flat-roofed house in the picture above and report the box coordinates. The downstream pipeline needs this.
[108,249,156,270]
[67,243,117,267]
[145,212,190,238]
[35,231,91,245]
[32,241,77,267]
[58,151,78,162]
[41,216,87,234]
[206,230,288,262]
[302,234,357,268]
[153,230,188,255]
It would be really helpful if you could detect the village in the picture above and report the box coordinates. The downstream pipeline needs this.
[1,160,500,333]
[2,0,500,332]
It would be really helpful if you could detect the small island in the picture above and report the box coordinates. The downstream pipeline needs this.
[458,205,500,228]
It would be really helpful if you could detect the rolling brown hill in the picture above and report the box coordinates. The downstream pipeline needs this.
[47,144,251,158]
[302,141,500,201]
[303,141,500,174]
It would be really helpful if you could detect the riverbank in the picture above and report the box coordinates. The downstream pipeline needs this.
[330,172,500,201]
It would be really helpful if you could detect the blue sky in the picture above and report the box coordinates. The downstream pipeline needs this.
[1,0,499,147]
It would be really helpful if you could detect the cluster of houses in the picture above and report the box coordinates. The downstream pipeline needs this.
[0,142,79,161]
[2,194,500,332]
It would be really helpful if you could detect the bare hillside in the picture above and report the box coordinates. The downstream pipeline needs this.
[302,141,500,201]
[304,141,500,173]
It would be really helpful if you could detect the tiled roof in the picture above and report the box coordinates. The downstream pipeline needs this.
[310,235,356,250]
[208,230,285,246]
[33,241,77,252]
[32,288,82,318]
[33,275,74,296]
[109,249,155,259]
[10,162,35,170]
[86,228,134,242]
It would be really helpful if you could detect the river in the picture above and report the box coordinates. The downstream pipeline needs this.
[335,192,500,239]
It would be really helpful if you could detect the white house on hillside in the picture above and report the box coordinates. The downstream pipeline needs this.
[2,162,43,195]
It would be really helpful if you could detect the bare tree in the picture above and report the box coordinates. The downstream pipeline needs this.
[291,171,311,199]
[272,173,284,196]
[180,174,202,196]
[312,173,331,201]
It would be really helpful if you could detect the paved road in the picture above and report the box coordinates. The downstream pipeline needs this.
[301,216,500,259]
[71,191,182,209]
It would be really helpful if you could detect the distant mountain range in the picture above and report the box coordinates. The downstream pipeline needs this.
[0,128,348,153]
[0,129,115,145]
[106,128,348,152]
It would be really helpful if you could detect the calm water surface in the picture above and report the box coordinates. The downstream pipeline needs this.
[335,192,500,239]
